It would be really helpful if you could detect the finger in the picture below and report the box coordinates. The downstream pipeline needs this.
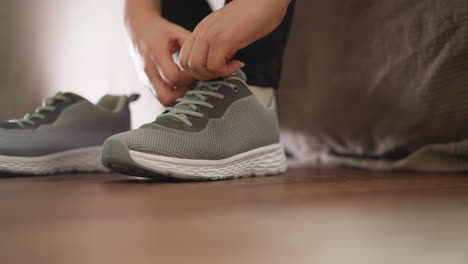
[179,36,195,73]
[153,50,193,88]
[207,45,244,77]
[207,43,245,77]
[170,26,197,88]
[172,25,191,53]
[187,36,212,80]
[144,59,180,106]
[152,51,180,88]
[207,45,234,77]
[158,24,195,87]
[171,69,196,89]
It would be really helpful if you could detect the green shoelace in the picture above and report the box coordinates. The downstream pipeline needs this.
[161,80,237,127]
[12,93,69,127]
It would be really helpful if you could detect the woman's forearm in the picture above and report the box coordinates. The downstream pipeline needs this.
[125,0,161,25]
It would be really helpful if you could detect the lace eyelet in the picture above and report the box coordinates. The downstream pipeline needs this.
[233,87,239,93]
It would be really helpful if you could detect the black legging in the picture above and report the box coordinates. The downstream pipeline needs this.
[161,0,296,89]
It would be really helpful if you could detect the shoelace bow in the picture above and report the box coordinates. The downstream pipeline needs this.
[161,80,238,127]
[11,92,69,127]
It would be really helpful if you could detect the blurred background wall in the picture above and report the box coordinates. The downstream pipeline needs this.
[0,1,44,122]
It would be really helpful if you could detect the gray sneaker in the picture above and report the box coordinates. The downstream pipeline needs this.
[102,71,287,180]
[0,92,139,175]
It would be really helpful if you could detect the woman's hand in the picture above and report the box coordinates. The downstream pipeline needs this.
[179,0,291,81]
[125,5,195,106]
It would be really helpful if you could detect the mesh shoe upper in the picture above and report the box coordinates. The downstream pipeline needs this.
[0,93,134,157]
[108,71,281,160]
[0,92,85,129]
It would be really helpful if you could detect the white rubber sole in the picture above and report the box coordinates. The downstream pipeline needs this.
[128,143,287,180]
[0,146,108,175]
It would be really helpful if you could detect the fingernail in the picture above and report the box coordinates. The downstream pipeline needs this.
[239,62,246,68]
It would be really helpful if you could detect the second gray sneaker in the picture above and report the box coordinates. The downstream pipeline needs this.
[102,71,287,180]
[0,92,139,175]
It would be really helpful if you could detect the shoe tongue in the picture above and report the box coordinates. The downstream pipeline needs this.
[227,69,247,82]
[156,70,247,125]
[191,69,247,92]
[179,70,247,105]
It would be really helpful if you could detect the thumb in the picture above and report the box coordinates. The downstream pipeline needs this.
[221,60,245,76]
[173,26,191,48]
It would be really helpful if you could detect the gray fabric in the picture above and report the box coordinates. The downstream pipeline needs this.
[97,95,123,111]
[111,95,280,160]
[325,138,468,172]
[0,99,132,157]
[279,0,468,171]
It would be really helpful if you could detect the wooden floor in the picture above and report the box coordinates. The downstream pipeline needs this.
[1,168,468,264]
